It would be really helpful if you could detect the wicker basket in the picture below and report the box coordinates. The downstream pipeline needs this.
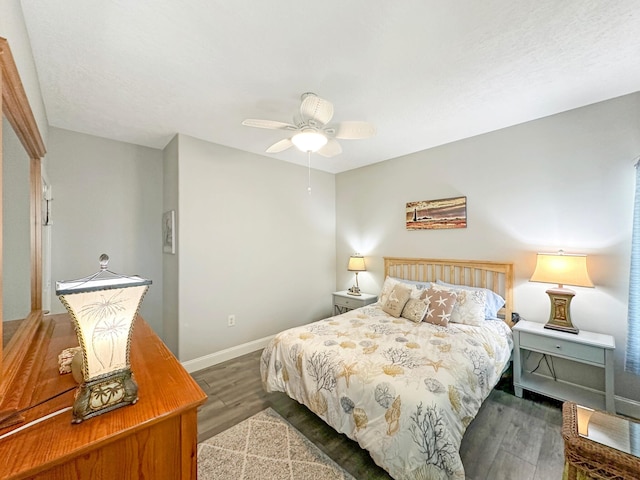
[562,402,640,480]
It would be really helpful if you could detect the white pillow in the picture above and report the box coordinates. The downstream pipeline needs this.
[435,280,505,318]
[432,283,486,326]
[390,277,430,291]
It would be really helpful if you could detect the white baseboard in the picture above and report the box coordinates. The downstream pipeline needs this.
[181,335,275,373]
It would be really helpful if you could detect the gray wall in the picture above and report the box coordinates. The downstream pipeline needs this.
[5,0,639,409]
[0,0,49,322]
[46,128,164,336]
[0,0,48,147]
[162,134,179,354]
[2,117,31,321]
[336,92,640,405]
[175,135,336,362]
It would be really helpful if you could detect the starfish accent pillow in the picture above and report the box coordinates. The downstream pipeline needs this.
[423,287,457,326]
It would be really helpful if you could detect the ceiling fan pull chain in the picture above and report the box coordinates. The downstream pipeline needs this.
[307,151,312,194]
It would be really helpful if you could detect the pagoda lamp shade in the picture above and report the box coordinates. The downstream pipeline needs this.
[347,255,366,296]
[529,253,594,288]
[529,252,593,334]
[56,254,151,423]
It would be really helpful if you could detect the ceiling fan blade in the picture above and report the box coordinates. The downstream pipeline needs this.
[332,121,376,139]
[300,93,334,126]
[242,119,298,130]
[266,138,294,153]
[316,138,342,158]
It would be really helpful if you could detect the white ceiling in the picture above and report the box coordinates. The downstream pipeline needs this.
[20,0,640,173]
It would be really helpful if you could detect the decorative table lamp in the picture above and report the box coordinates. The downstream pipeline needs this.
[529,251,594,334]
[347,254,366,296]
[56,254,151,423]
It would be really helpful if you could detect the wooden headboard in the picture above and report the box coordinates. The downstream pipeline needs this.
[384,257,514,327]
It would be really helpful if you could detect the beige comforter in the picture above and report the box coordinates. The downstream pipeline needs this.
[260,304,513,479]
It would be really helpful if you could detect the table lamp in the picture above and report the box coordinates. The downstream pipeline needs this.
[56,254,151,423]
[347,254,366,296]
[529,251,594,334]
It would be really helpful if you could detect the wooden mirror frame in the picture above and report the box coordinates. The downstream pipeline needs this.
[0,37,46,418]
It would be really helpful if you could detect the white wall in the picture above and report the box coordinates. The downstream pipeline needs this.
[336,92,640,404]
[46,128,164,336]
[176,135,335,362]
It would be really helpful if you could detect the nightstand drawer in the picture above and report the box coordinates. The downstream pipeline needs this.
[334,296,363,309]
[519,332,604,364]
[332,291,377,315]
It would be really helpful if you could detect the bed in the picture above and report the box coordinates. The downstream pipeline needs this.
[261,257,514,480]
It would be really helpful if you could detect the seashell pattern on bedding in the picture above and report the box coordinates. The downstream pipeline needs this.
[261,304,513,480]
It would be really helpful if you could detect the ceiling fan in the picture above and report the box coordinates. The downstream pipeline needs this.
[242,92,376,158]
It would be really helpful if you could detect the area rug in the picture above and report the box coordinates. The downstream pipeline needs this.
[198,408,356,479]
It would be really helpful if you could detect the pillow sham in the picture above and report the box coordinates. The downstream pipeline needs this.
[379,276,421,305]
[401,297,430,323]
[432,284,486,326]
[378,276,401,305]
[435,280,505,319]
[390,277,430,291]
[423,287,457,327]
[382,284,412,318]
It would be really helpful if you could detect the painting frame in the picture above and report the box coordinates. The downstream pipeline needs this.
[163,210,176,254]
[406,196,467,230]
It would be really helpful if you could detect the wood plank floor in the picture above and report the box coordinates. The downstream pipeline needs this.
[192,349,565,480]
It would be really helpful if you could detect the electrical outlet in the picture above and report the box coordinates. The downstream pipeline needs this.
[227,314,236,327]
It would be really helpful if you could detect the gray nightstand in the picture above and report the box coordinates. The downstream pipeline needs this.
[513,320,615,412]
[332,290,377,315]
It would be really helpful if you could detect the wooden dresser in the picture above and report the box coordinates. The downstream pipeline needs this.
[0,314,207,479]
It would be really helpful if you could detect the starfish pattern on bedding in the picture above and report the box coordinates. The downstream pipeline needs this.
[336,362,358,387]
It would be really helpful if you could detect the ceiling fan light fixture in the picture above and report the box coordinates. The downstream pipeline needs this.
[291,130,327,152]
[242,93,375,158]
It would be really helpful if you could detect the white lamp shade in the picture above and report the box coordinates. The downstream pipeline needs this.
[58,284,149,379]
[291,130,328,152]
[347,255,366,272]
[530,252,594,288]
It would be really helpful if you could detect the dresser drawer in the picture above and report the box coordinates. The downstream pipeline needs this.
[519,331,604,365]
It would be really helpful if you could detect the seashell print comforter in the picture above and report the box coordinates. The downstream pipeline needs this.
[260,304,513,480]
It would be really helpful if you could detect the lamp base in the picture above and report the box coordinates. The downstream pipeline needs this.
[544,322,579,335]
[72,367,138,423]
[543,287,579,334]
[347,286,361,296]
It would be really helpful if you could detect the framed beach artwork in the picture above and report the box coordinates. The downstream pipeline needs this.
[163,210,176,254]
[406,196,467,230]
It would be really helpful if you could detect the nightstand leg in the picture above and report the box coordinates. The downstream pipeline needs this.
[513,333,523,398]
[605,349,615,412]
